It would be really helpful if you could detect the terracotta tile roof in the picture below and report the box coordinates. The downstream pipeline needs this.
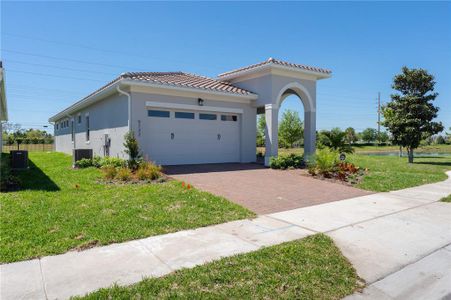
[218,57,332,78]
[121,72,254,95]
[49,71,256,122]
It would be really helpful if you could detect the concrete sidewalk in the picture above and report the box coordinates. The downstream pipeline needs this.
[1,172,451,300]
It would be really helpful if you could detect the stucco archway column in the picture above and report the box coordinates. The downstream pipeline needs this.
[264,104,278,166]
[304,110,316,158]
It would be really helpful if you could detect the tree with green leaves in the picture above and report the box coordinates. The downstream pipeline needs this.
[278,110,303,148]
[344,127,358,144]
[318,127,353,153]
[256,115,266,147]
[382,67,443,163]
[446,127,451,144]
[378,131,389,144]
[361,128,377,144]
[123,131,142,170]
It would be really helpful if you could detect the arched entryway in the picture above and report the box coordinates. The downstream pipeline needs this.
[263,82,316,166]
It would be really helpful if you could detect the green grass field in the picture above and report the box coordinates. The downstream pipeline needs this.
[0,152,254,263]
[257,144,451,155]
[77,234,361,300]
[257,146,451,192]
[348,155,451,192]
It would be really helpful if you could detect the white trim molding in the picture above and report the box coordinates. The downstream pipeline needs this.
[275,82,315,113]
[145,101,243,114]
[219,62,331,83]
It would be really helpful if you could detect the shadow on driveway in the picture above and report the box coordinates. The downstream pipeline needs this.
[164,163,265,175]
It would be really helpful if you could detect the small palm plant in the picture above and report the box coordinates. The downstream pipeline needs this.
[318,128,354,153]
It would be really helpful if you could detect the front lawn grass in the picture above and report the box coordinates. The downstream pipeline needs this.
[0,152,254,263]
[441,194,451,203]
[77,234,361,300]
[349,155,451,192]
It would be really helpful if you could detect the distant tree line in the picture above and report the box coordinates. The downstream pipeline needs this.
[257,117,448,152]
[2,123,54,144]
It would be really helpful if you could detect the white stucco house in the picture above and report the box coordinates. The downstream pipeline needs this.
[49,58,331,166]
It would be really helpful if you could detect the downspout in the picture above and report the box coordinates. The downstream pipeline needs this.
[116,84,132,132]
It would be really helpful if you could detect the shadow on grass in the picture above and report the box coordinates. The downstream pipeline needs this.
[413,157,451,167]
[413,161,451,167]
[13,157,60,191]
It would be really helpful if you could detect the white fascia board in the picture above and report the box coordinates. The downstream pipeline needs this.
[125,79,258,102]
[219,63,331,82]
[145,101,243,114]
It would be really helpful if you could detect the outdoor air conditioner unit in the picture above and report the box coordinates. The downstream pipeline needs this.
[73,149,93,166]
[10,150,28,169]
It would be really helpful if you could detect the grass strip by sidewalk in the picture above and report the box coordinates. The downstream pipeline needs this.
[441,194,451,203]
[76,234,362,300]
[349,155,451,192]
[0,152,254,263]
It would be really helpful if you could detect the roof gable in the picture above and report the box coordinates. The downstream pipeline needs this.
[218,58,331,81]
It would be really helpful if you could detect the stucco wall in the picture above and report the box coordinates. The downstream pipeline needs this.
[54,93,129,158]
[130,91,257,163]
[230,74,317,111]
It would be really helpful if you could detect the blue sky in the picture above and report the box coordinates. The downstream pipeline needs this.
[1,1,450,133]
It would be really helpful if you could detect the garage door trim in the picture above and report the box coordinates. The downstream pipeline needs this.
[145,101,243,114]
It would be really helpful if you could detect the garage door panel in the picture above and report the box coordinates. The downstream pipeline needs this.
[146,111,240,165]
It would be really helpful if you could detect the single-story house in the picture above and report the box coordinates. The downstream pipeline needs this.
[49,58,331,166]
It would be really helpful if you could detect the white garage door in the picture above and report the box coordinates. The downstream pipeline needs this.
[145,109,240,165]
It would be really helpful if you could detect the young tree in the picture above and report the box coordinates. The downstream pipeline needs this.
[256,115,266,147]
[318,128,353,153]
[344,127,358,144]
[123,131,142,170]
[278,110,303,148]
[382,67,443,163]
[361,128,377,143]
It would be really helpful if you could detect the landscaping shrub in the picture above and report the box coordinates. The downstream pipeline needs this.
[91,156,102,168]
[308,148,339,176]
[136,161,162,181]
[74,158,93,168]
[75,156,126,169]
[124,131,142,170]
[116,167,132,181]
[270,153,304,169]
[99,156,126,168]
[308,148,363,182]
[101,166,117,180]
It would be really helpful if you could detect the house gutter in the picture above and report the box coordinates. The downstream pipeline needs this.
[116,85,132,131]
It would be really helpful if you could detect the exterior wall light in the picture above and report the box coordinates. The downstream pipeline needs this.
[198,98,204,106]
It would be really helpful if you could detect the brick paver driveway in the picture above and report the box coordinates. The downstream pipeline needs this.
[164,163,371,214]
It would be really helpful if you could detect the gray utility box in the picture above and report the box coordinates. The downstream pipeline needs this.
[10,150,29,169]
[73,149,93,166]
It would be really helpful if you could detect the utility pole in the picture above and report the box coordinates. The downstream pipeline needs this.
[377,92,381,146]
